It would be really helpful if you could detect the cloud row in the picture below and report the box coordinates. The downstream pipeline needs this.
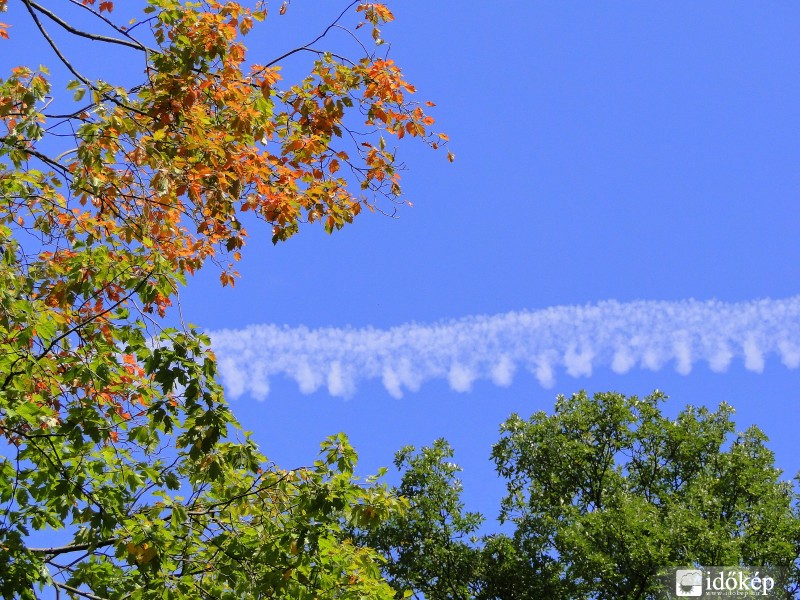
[209,297,800,399]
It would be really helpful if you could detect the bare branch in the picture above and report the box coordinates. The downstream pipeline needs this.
[20,0,151,118]
[265,0,360,68]
[53,582,111,600]
[28,0,147,52]
[66,0,154,52]
[29,538,117,556]
[19,0,94,88]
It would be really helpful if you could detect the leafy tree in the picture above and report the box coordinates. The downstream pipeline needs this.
[492,390,800,599]
[0,0,446,597]
[368,391,800,599]
[357,439,483,600]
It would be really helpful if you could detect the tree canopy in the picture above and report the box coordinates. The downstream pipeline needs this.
[0,0,445,597]
[365,391,800,600]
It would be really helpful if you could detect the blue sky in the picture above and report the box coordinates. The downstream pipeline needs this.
[5,1,799,523]
[184,2,800,519]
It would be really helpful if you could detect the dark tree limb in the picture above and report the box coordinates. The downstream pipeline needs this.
[28,0,148,52]
[29,538,117,556]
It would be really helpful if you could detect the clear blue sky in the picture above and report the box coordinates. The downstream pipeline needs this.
[5,1,799,523]
[194,1,800,521]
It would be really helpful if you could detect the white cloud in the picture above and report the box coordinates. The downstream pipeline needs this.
[491,355,516,387]
[672,333,693,375]
[611,346,636,374]
[209,297,800,399]
[533,354,556,388]
[326,361,352,397]
[708,344,734,373]
[448,363,475,393]
[564,345,594,378]
[778,340,800,369]
[742,337,765,373]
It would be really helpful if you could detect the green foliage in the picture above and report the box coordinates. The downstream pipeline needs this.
[366,391,800,600]
[357,439,483,599]
[492,390,800,599]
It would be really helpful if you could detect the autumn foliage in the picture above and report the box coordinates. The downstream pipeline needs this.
[0,0,444,597]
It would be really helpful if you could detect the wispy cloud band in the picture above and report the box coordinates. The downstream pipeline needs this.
[209,297,800,399]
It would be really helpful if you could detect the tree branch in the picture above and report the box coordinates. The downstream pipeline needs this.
[34,269,155,362]
[29,538,117,556]
[27,0,147,52]
[265,0,360,68]
[19,0,94,88]
[53,582,111,600]
[20,0,151,118]
[66,0,154,52]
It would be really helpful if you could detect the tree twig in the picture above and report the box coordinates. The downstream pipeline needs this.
[28,0,146,52]
[265,0,360,68]
[20,0,94,88]
[53,582,111,600]
[66,0,153,52]
[29,538,117,556]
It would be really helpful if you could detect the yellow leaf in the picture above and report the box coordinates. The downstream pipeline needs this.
[127,542,158,564]
[139,545,157,564]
